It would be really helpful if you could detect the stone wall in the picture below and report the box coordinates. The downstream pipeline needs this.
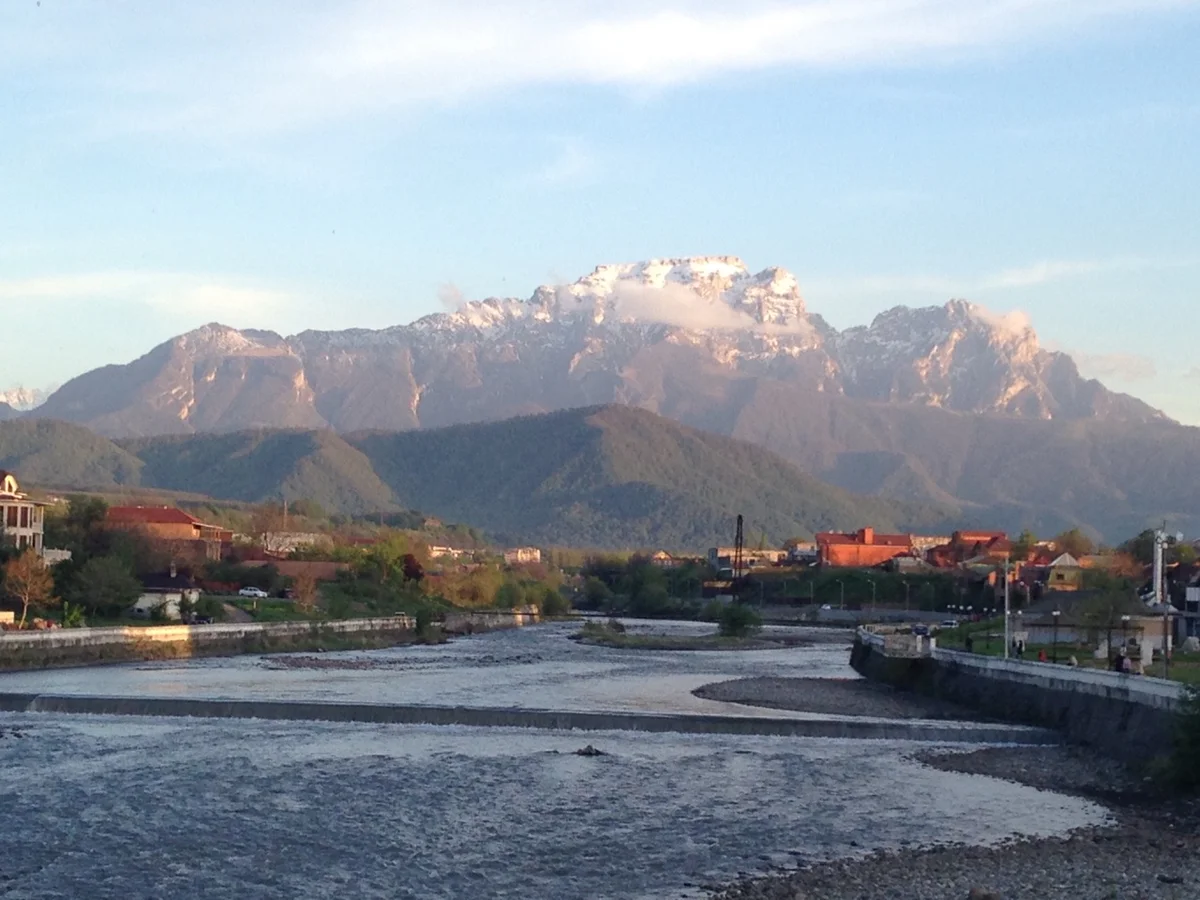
[0,610,538,671]
[851,633,1185,765]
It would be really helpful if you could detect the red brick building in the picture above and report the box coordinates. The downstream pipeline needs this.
[105,506,233,560]
[815,528,916,568]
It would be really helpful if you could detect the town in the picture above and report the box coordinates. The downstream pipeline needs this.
[2,466,1197,682]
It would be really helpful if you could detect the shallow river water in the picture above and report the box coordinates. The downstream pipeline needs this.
[0,622,1107,899]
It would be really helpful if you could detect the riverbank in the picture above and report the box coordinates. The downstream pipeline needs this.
[0,610,538,671]
[710,745,1200,900]
[694,676,985,721]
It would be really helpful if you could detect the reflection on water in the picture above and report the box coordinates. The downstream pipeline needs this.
[0,715,1106,900]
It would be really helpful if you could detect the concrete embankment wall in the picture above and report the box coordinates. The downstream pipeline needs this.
[851,633,1184,764]
[0,691,1056,745]
[0,609,538,671]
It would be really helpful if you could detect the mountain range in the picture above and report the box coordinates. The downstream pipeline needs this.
[0,407,956,548]
[32,257,1161,438]
[7,256,1195,541]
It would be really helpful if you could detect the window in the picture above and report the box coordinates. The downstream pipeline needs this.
[19,506,28,529]
[6,506,16,528]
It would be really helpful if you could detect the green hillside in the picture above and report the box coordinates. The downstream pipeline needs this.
[349,405,957,548]
[0,419,144,488]
[121,429,401,515]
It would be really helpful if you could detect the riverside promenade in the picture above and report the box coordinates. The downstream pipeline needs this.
[852,625,1185,762]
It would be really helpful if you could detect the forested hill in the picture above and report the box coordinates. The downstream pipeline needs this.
[0,407,957,549]
[348,405,957,548]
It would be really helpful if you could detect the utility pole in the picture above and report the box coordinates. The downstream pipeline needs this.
[1003,554,1012,660]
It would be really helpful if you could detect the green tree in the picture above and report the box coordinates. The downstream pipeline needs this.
[1121,529,1157,566]
[1011,529,1038,559]
[69,557,142,618]
[1053,527,1095,558]
[494,580,526,609]
[718,603,762,638]
[1171,543,1197,566]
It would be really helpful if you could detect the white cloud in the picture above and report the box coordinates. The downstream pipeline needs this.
[10,0,1199,140]
[1073,352,1158,381]
[0,272,291,321]
[964,304,1034,339]
[611,282,762,331]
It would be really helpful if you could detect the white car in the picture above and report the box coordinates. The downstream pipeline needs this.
[238,587,269,599]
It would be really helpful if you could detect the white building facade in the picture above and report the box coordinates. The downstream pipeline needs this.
[0,472,45,554]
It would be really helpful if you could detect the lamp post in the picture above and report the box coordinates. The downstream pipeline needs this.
[870,579,877,615]
[836,579,845,610]
[1003,554,1012,659]
[1121,614,1130,662]
[1052,609,1061,663]
[904,580,911,612]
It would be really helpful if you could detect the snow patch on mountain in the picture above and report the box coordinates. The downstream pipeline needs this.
[0,386,51,411]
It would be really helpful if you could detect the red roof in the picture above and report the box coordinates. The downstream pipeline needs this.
[107,506,203,526]
[816,531,912,547]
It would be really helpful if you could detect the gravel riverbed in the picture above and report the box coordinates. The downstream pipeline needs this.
[693,676,985,721]
[708,744,1200,900]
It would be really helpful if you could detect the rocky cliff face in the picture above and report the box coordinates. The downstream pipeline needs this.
[34,256,1163,437]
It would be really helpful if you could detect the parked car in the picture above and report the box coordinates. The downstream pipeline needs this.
[940,619,960,629]
[911,624,930,636]
[238,587,269,599]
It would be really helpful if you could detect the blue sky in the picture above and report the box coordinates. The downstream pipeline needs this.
[2,1,1198,421]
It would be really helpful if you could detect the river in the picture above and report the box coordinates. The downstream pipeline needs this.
[0,621,1107,899]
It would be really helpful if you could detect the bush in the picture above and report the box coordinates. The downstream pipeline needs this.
[718,603,762,638]
[539,588,571,617]
[194,595,228,622]
[700,599,725,622]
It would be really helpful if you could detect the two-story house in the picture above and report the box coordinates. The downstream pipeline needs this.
[0,471,46,554]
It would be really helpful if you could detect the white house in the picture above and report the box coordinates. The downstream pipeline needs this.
[0,472,46,554]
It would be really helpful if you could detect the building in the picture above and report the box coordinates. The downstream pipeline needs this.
[0,471,46,554]
[706,547,788,572]
[105,506,233,560]
[261,531,332,557]
[927,530,1011,568]
[504,547,541,565]
[815,528,915,568]
[429,545,467,560]
[131,565,200,621]
[1045,553,1084,592]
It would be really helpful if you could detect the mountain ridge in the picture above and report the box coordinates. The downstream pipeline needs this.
[31,256,1164,438]
[0,408,960,549]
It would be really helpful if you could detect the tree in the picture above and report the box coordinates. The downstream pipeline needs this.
[1122,529,1157,566]
[3,550,58,628]
[1053,528,1095,559]
[68,557,142,618]
[292,570,320,614]
[1172,543,1197,566]
[1012,529,1038,559]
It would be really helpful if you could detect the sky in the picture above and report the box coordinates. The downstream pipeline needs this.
[1,1,1198,421]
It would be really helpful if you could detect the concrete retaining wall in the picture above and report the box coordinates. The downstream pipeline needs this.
[0,609,538,671]
[851,634,1184,764]
[0,691,1056,745]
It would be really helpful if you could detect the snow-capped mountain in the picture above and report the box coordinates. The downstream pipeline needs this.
[0,386,50,411]
[33,256,1161,439]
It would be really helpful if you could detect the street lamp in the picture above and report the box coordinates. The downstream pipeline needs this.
[1052,609,1061,663]
[836,579,845,610]
[1121,614,1131,663]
